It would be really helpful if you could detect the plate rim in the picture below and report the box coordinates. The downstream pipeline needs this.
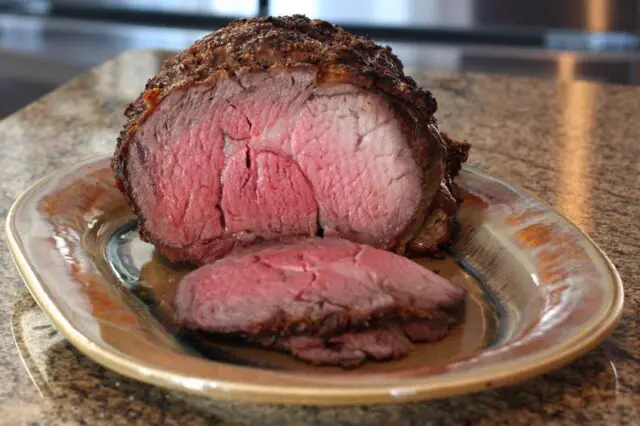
[5,155,624,405]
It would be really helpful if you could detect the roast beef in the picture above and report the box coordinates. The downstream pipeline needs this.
[112,15,470,265]
[275,317,455,367]
[174,237,465,367]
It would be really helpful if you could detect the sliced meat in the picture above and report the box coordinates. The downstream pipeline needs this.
[275,317,455,368]
[173,237,465,366]
[112,15,470,265]
[277,325,414,368]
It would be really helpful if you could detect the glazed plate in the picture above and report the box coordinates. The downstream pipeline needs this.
[5,156,623,405]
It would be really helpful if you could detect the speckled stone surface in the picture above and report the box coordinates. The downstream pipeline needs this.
[0,49,638,425]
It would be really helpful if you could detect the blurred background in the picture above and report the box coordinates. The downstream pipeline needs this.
[0,0,639,118]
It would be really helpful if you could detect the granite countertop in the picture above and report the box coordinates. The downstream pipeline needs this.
[0,49,638,425]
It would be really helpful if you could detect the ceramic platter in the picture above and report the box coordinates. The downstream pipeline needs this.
[6,156,623,405]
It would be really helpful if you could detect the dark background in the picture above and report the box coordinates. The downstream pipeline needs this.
[1,0,639,118]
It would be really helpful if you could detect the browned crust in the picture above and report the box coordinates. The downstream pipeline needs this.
[111,15,469,260]
[441,131,471,180]
[411,132,471,252]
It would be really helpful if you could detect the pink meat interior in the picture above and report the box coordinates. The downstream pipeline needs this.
[127,69,422,262]
[174,237,465,335]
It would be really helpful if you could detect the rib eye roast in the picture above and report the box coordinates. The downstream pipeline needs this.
[113,15,471,367]
[112,14,470,265]
[174,237,465,367]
